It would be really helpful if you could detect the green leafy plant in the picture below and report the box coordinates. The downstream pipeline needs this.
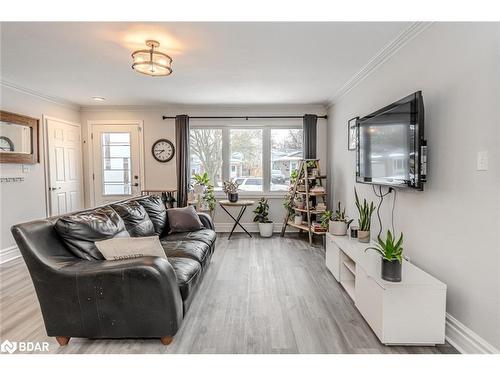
[355,188,376,231]
[320,210,333,229]
[283,193,295,216]
[365,230,403,263]
[306,160,317,168]
[192,172,216,211]
[289,169,298,186]
[192,172,210,186]
[253,198,272,223]
[332,202,354,226]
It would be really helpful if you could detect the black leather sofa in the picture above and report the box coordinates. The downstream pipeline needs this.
[11,195,216,346]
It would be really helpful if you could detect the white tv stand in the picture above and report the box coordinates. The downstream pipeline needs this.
[326,233,447,346]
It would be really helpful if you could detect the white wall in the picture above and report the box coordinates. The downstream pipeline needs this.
[0,85,81,253]
[327,23,500,350]
[80,104,327,231]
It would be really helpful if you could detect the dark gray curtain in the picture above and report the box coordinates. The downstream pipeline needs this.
[303,114,318,159]
[175,114,190,207]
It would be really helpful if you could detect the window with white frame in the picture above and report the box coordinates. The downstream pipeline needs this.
[189,126,303,194]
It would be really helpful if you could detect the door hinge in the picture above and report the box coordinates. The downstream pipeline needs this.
[92,173,95,181]
[91,133,94,140]
[138,126,142,132]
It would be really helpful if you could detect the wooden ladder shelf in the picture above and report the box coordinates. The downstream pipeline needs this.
[280,159,328,245]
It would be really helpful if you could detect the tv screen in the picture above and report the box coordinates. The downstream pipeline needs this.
[356,91,426,190]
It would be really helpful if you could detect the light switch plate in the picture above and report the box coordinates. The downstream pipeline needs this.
[477,151,488,171]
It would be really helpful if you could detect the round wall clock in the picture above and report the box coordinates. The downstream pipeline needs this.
[152,139,175,163]
[0,136,14,152]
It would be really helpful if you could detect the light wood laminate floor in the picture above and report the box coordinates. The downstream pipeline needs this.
[0,234,457,354]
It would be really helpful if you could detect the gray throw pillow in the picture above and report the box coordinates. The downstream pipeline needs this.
[167,206,204,234]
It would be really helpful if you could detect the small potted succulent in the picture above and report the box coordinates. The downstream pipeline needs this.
[294,213,303,225]
[253,198,273,237]
[329,202,353,236]
[223,180,239,202]
[355,188,376,243]
[365,230,403,282]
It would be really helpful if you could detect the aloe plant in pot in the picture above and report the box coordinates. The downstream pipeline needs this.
[354,188,376,243]
[329,202,354,236]
[253,198,273,237]
[365,230,403,282]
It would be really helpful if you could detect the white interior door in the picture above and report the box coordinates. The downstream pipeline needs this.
[91,123,143,205]
[46,118,84,216]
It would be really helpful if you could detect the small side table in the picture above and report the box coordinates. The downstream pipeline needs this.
[219,200,255,239]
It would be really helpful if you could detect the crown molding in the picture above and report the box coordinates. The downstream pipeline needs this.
[326,22,434,108]
[1,79,81,111]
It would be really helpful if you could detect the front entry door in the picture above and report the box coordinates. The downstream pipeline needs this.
[46,118,84,216]
[91,123,143,205]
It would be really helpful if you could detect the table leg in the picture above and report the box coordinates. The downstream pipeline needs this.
[220,205,252,239]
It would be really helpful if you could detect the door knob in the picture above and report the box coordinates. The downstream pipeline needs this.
[133,183,139,187]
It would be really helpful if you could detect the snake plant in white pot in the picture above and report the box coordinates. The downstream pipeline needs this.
[365,230,404,282]
[354,188,376,243]
[329,202,353,236]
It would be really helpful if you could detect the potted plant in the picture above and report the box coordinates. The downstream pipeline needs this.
[192,172,209,195]
[295,196,304,209]
[253,197,273,237]
[192,172,216,214]
[294,213,303,225]
[223,180,239,202]
[329,202,353,236]
[354,188,376,243]
[365,230,403,282]
[320,210,333,231]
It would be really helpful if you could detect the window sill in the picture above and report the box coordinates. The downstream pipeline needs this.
[214,192,287,199]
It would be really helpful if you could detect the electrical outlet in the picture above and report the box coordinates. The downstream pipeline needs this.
[477,151,488,171]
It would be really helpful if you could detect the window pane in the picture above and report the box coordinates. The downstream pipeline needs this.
[230,129,262,191]
[101,132,132,195]
[190,129,223,190]
[271,129,303,191]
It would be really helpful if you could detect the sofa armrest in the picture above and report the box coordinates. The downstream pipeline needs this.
[198,212,215,230]
[42,257,183,338]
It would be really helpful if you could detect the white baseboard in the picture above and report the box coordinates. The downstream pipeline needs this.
[0,245,21,265]
[445,313,499,354]
[215,222,285,233]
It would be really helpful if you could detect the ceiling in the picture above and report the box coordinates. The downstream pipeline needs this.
[0,22,410,106]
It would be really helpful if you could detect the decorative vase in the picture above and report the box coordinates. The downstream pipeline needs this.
[258,222,274,238]
[381,259,402,282]
[294,216,303,225]
[329,220,347,236]
[228,193,238,202]
[358,230,370,243]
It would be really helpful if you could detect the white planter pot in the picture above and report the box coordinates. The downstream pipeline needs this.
[294,216,303,225]
[258,222,274,238]
[193,185,204,194]
[329,220,348,236]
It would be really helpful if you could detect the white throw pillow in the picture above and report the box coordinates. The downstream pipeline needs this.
[95,236,166,261]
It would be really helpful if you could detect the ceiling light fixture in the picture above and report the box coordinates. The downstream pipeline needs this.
[132,40,173,77]
[92,96,106,101]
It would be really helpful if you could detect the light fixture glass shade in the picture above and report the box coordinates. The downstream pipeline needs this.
[132,40,172,76]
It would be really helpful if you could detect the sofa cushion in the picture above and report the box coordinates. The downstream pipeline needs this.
[168,257,202,302]
[111,200,155,237]
[134,195,168,236]
[54,206,129,260]
[95,236,166,261]
[166,206,204,233]
[163,229,216,247]
[161,239,211,266]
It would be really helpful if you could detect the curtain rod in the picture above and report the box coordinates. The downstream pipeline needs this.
[162,115,327,120]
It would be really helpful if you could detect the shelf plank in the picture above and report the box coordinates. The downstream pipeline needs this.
[299,175,327,181]
[293,207,327,214]
[286,221,327,235]
[295,191,327,196]
[343,260,356,275]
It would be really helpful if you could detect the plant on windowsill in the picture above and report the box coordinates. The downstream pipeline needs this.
[329,202,354,236]
[365,230,403,282]
[253,197,273,238]
[354,188,376,243]
[223,180,239,202]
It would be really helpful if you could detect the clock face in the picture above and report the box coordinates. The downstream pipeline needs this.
[152,139,175,163]
[0,136,14,152]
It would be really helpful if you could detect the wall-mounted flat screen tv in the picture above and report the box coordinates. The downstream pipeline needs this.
[356,91,427,190]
